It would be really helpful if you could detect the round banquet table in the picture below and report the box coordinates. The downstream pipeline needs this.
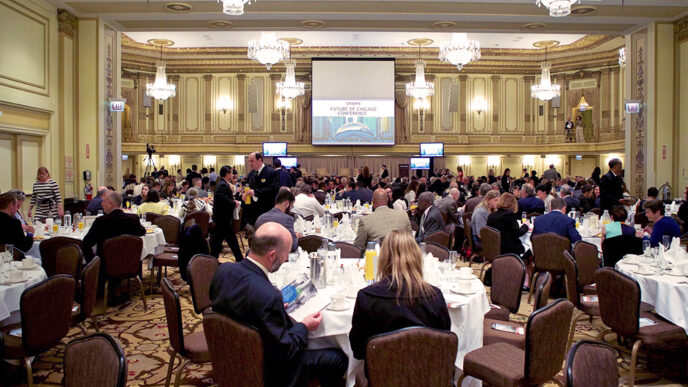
[520,231,602,253]
[616,258,688,334]
[306,277,490,387]
[0,262,47,325]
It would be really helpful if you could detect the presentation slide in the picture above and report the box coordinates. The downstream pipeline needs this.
[410,157,430,170]
[312,60,395,145]
[263,142,287,157]
[420,143,444,157]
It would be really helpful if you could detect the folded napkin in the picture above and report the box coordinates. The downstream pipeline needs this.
[313,214,321,228]
[664,237,688,264]
[423,253,440,285]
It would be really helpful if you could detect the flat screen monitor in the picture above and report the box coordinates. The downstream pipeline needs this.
[410,157,430,170]
[263,142,287,157]
[420,142,444,157]
[311,59,395,145]
[277,157,297,169]
[625,102,641,114]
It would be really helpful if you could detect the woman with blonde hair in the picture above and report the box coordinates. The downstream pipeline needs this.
[28,167,63,221]
[349,230,450,360]
[487,192,529,256]
[470,190,501,249]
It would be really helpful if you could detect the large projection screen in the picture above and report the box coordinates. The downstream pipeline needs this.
[311,59,395,145]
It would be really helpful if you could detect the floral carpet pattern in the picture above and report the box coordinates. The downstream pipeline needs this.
[2,241,686,386]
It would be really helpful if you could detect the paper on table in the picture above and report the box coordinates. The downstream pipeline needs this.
[282,274,331,322]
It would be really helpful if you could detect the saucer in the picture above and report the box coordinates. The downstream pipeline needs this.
[327,301,351,311]
[0,277,27,285]
[632,269,656,275]
[451,286,479,295]
[455,274,477,280]
[666,271,688,277]
[18,265,39,271]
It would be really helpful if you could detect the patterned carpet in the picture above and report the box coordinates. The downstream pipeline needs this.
[1,240,686,386]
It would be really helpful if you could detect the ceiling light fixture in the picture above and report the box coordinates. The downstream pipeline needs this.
[531,47,560,101]
[146,45,176,101]
[406,44,434,100]
[438,33,481,71]
[247,32,290,70]
[536,0,580,17]
[217,0,256,16]
[276,59,305,99]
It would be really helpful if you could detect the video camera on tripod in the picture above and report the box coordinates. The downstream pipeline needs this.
[144,143,158,178]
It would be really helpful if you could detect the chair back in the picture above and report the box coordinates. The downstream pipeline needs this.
[102,236,143,280]
[64,333,127,387]
[444,223,456,249]
[332,212,344,221]
[154,215,181,245]
[145,212,161,224]
[490,254,525,313]
[462,212,475,251]
[298,235,324,253]
[601,235,643,268]
[334,241,362,259]
[532,233,571,272]
[184,211,210,237]
[366,327,458,387]
[533,272,552,310]
[422,230,450,248]
[479,226,501,263]
[572,241,599,288]
[527,212,542,219]
[524,299,574,385]
[425,242,449,262]
[562,251,581,308]
[187,254,219,314]
[78,257,101,320]
[55,244,83,280]
[160,277,185,356]
[594,268,640,338]
[303,215,315,222]
[634,212,649,228]
[20,275,76,356]
[39,236,85,277]
[440,210,448,225]
[565,340,618,387]
[203,311,264,387]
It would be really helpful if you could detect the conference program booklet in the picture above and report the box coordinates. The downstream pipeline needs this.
[281,274,330,322]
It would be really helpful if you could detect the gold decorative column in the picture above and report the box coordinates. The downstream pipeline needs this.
[170,74,180,135]
[459,75,468,135]
[270,73,282,134]
[491,75,500,135]
[203,74,212,135]
[236,74,246,133]
[523,76,534,135]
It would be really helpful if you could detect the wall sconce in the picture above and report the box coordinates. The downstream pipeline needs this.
[458,155,470,174]
[522,155,535,170]
[168,155,181,169]
[473,96,487,115]
[487,155,500,170]
[217,95,232,114]
[414,98,430,132]
[544,154,560,168]
[203,155,216,168]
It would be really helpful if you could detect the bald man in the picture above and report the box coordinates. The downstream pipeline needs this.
[437,187,461,224]
[354,189,412,252]
[86,186,108,215]
[210,222,348,387]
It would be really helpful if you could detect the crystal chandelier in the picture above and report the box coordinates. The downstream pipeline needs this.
[439,33,481,71]
[406,44,434,99]
[276,59,305,99]
[146,46,176,101]
[618,47,626,67]
[531,49,560,101]
[217,0,256,16]
[535,0,580,17]
[247,32,290,70]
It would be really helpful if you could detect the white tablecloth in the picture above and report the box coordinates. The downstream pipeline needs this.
[307,278,490,387]
[520,232,602,253]
[616,258,688,333]
[26,228,166,262]
[0,262,47,323]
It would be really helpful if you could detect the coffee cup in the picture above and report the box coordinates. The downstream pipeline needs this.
[331,294,346,309]
[9,271,23,282]
[457,279,472,292]
[458,267,473,276]
[21,258,33,269]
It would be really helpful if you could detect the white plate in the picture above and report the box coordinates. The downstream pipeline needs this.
[18,265,39,271]
[0,278,27,285]
[632,269,656,276]
[454,273,477,280]
[451,287,480,295]
[666,271,688,277]
[327,301,351,311]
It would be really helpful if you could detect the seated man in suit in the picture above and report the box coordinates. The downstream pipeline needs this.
[517,183,545,215]
[86,186,108,215]
[436,188,460,225]
[532,198,581,244]
[255,189,300,252]
[415,191,446,243]
[0,192,34,253]
[348,181,374,204]
[354,189,412,252]
[82,191,146,261]
[293,185,326,219]
[559,184,580,212]
[210,222,348,387]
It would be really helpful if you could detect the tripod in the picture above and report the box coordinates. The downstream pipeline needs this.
[144,155,157,178]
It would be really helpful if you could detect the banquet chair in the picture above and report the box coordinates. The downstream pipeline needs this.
[55,243,84,280]
[1,275,76,387]
[424,242,449,262]
[203,311,263,387]
[562,251,600,322]
[233,207,245,250]
[161,278,210,387]
[187,254,219,315]
[572,240,600,295]
[453,224,465,251]
[444,223,456,250]
[462,212,483,265]
[155,215,182,253]
[478,226,501,280]
[601,234,643,268]
[360,327,457,387]
[458,299,574,387]
[145,212,162,224]
[482,272,551,350]
[72,257,101,334]
[298,235,325,253]
[303,215,315,222]
[39,236,85,277]
[422,230,449,249]
[101,235,147,311]
[149,250,179,295]
[595,268,688,387]
[526,212,542,220]
[485,254,525,321]
[64,332,127,387]
[335,241,363,259]
[565,340,618,387]
[528,233,571,304]
[184,211,210,238]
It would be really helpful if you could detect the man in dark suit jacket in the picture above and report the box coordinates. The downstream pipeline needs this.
[274,159,294,188]
[380,164,389,179]
[0,192,34,253]
[255,189,299,252]
[82,191,145,261]
[313,182,328,205]
[243,152,280,226]
[436,188,460,224]
[415,191,446,243]
[599,158,630,212]
[345,181,374,204]
[210,166,244,261]
[210,223,347,387]
[532,198,581,244]
[517,183,545,214]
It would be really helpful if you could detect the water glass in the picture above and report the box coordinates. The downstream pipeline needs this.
[662,235,671,250]
[449,250,459,268]
[1,244,13,261]
[643,239,651,254]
